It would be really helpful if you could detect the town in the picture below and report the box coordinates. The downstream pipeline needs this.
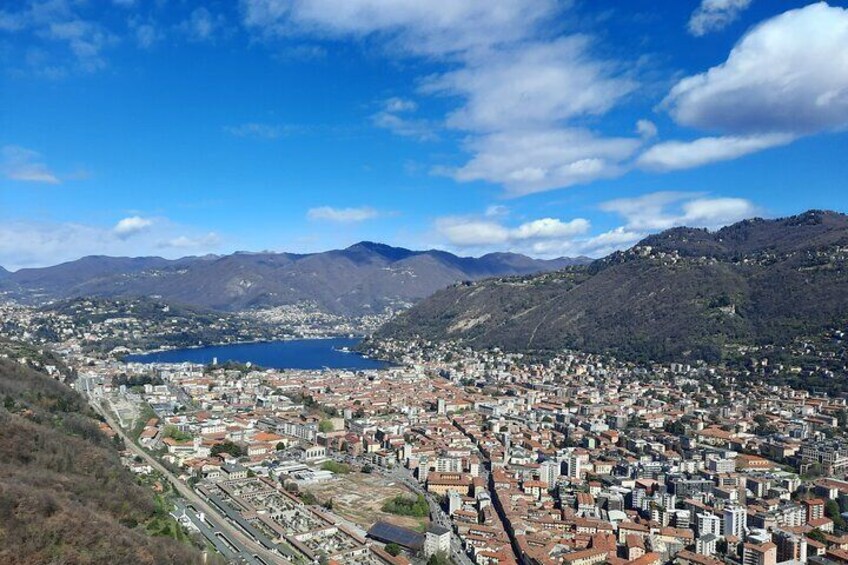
[2,300,847,565]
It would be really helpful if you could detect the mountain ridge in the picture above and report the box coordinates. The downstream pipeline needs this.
[0,242,587,315]
[377,210,848,364]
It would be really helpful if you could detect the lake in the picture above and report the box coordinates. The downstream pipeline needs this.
[123,337,389,371]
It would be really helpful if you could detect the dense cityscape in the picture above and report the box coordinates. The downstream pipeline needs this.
[2,295,847,565]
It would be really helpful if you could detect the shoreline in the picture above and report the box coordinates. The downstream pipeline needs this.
[122,333,366,356]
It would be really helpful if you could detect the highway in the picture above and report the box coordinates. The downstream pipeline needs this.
[86,393,291,565]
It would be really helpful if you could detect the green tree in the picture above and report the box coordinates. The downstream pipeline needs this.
[385,543,401,556]
[318,419,334,433]
[163,426,191,442]
[210,440,245,458]
[826,499,847,531]
[808,528,827,543]
[381,494,429,517]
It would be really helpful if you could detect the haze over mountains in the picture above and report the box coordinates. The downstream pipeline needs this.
[378,210,848,363]
[0,242,586,315]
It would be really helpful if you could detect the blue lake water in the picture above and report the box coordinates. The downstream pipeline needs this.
[124,337,388,370]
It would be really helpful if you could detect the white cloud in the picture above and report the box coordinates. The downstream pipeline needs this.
[636,133,794,171]
[240,0,642,196]
[576,227,645,257]
[520,226,646,258]
[680,197,758,228]
[484,205,509,218]
[688,0,752,37]
[436,215,590,248]
[636,119,657,139]
[443,128,642,196]
[2,0,118,73]
[600,191,758,231]
[40,19,117,72]
[159,233,221,249]
[129,17,162,49]
[1,145,60,184]
[371,98,436,141]
[435,213,645,258]
[180,7,226,42]
[433,192,760,259]
[642,3,848,171]
[668,3,848,135]
[383,97,417,113]
[0,219,222,270]
[436,218,510,246]
[425,37,636,132]
[113,216,153,239]
[307,206,379,223]
[511,218,590,240]
[239,0,557,56]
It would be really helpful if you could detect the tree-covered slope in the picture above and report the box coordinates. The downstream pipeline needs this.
[378,210,848,362]
[0,359,207,565]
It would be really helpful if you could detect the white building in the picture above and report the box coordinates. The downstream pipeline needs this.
[540,460,560,490]
[697,513,722,538]
[424,524,451,558]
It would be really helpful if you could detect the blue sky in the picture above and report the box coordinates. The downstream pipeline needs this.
[2,0,848,269]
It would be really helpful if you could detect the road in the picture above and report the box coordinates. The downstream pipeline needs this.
[379,464,475,565]
[89,397,292,565]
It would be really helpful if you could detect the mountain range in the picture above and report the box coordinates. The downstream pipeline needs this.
[0,242,586,315]
[378,210,848,363]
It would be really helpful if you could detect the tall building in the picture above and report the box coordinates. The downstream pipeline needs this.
[697,513,721,538]
[724,505,748,538]
[803,498,825,523]
[674,509,691,530]
[424,524,451,558]
[567,452,582,480]
[773,529,808,563]
[447,491,462,516]
[696,534,718,556]
[436,398,446,415]
[540,459,560,490]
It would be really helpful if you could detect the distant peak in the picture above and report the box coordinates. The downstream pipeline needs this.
[347,241,407,251]
[344,241,417,262]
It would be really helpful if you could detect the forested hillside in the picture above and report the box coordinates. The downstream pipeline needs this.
[379,211,848,364]
[0,358,208,565]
